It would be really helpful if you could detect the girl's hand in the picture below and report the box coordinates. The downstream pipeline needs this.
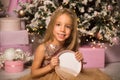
[50,56,59,69]
[75,51,83,62]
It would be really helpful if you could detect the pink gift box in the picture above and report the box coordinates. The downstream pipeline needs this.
[0,30,29,45]
[105,44,120,63]
[4,60,24,73]
[79,47,105,68]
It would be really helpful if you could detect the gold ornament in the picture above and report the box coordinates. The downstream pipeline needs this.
[0,8,2,11]
[18,9,25,17]
[77,18,80,22]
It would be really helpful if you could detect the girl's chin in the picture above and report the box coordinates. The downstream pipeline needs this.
[57,38,66,42]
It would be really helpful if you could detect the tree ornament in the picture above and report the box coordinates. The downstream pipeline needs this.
[96,33,103,40]
[0,8,2,11]
[18,9,25,17]
[107,5,113,11]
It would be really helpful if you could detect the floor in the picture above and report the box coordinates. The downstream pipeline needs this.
[0,62,120,80]
[101,62,120,80]
[0,68,30,80]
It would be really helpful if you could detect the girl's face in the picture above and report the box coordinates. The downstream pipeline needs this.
[53,13,72,43]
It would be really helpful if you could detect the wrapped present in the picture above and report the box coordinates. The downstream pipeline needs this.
[0,30,29,45]
[105,44,120,63]
[79,47,105,68]
[4,60,24,73]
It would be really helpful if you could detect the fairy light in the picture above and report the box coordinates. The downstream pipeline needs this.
[89,36,92,38]
[89,32,94,36]
[91,39,94,42]
[26,28,29,32]
[86,39,88,42]
[40,26,43,29]
[83,34,86,36]
[33,28,37,31]
[92,46,95,49]
[104,46,107,49]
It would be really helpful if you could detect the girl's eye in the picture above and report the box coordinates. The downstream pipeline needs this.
[66,25,72,29]
[56,23,60,26]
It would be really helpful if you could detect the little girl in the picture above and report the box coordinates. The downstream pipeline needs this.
[19,8,111,80]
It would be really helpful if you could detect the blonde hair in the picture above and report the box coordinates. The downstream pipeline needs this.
[43,8,79,51]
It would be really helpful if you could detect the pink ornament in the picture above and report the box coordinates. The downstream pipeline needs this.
[94,11,98,16]
[96,33,103,40]
[107,5,113,11]
[112,37,120,45]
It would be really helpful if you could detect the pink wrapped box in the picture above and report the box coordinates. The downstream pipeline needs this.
[105,44,120,63]
[79,47,105,68]
[0,30,29,45]
[4,60,24,73]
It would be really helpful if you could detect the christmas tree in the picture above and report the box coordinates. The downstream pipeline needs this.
[17,0,120,46]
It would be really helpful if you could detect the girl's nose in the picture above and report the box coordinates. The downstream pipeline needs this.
[60,25,65,31]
